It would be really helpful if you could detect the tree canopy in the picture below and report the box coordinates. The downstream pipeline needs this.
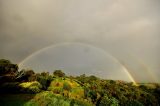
[53,70,65,77]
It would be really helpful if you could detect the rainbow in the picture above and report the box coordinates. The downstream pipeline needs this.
[19,42,137,85]
[127,54,159,83]
[134,57,158,83]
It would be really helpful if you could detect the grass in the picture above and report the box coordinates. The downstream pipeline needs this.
[0,94,36,106]
[19,81,41,88]
[0,91,92,106]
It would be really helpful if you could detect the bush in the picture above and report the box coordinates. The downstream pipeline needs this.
[125,100,144,106]
[98,94,119,106]
[0,59,18,83]
[27,86,41,94]
[19,81,42,94]
[63,82,72,91]
[88,90,97,103]
[52,88,63,94]
[37,75,53,90]
[16,69,35,82]
[53,70,65,77]
[0,59,18,76]
[31,91,71,106]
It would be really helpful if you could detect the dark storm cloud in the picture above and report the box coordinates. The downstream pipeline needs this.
[0,0,160,82]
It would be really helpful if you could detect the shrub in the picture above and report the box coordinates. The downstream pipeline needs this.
[63,82,72,91]
[0,59,18,83]
[71,99,92,106]
[0,59,18,76]
[99,94,119,106]
[16,69,35,82]
[37,75,53,90]
[53,70,65,77]
[88,90,97,103]
[70,99,75,106]
[19,81,42,94]
[125,100,144,106]
[52,88,62,94]
[41,72,49,77]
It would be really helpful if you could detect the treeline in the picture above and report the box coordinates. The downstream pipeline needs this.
[0,59,160,106]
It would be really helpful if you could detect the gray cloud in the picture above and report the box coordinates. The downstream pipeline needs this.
[0,0,160,82]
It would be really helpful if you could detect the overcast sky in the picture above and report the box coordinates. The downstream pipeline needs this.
[0,0,160,82]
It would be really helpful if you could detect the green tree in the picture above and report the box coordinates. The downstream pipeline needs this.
[0,59,18,83]
[0,59,18,76]
[89,75,98,81]
[41,72,49,77]
[99,94,119,106]
[37,75,53,90]
[53,70,65,77]
[88,90,97,103]
[16,69,35,82]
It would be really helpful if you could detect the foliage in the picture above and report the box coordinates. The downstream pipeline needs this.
[88,90,97,103]
[16,69,36,82]
[0,59,18,83]
[0,59,18,76]
[125,100,144,106]
[0,59,160,106]
[98,94,119,106]
[63,82,72,91]
[41,72,49,77]
[19,81,42,94]
[26,91,92,106]
[37,73,53,90]
[48,78,84,99]
[0,81,42,94]
[53,70,65,77]
[0,59,11,64]
[53,87,63,94]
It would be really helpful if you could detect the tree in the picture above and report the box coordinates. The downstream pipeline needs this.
[89,75,98,81]
[0,59,18,83]
[0,59,18,76]
[53,70,65,77]
[41,72,49,77]
[76,74,87,84]
[16,69,35,82]
[88,90,97,103]
[0,59,11,64]
[98,94,119,106]
[37,73,53,90]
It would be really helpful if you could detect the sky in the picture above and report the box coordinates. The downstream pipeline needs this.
[0,0,160,82]
[19,43,135,81]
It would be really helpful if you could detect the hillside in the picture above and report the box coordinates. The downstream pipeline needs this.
[0,59,160,106]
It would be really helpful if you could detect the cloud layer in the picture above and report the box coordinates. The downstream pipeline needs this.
[0,0,160,82]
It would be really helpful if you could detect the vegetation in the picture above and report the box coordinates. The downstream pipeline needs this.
[0,59,160,106]
[53,70,65,77]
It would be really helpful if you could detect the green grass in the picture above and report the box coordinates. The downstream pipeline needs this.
[0,91,92,106]
[0,94,36,106]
